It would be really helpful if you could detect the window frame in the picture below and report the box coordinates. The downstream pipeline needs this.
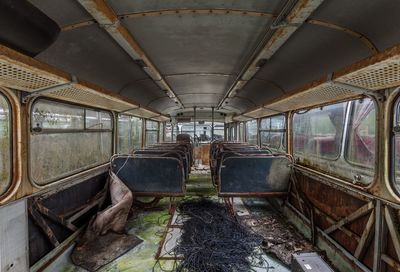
[390,93,400,196]
[259,113,287,152]
[28,98,114,187]
[343,98,377,170]
[293,102,349,162]
[292,97,377,187]
[116,113,143,153]
[0,89,14,200]
[144,119,160,146]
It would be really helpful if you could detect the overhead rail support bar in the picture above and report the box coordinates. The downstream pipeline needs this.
[22,75,78,103]
[218,0,325,109]
[76,0,184,108]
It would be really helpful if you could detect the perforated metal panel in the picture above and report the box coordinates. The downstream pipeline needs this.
[337,55,400,90]
[0,51,167,119]
[48,86,134,112]
[0,56,65,91]
[268,84,355,112]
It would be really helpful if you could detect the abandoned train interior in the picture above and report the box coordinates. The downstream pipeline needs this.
[1,0,400,271]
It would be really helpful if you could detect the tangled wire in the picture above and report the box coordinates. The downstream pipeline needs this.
[172,198,270,272]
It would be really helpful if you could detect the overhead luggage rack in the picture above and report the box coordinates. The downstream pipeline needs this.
[0,45,169,121]
[236,44,400,120]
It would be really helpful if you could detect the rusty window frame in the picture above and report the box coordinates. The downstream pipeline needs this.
[28,98,114,186]
[293,101,348,161]
[0,90,12,197]
[343,98,377,170]
[259,113,287,151]
[391,94,400,195]
[116,113,143,153]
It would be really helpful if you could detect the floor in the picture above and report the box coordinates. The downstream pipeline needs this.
[45,173,292,272]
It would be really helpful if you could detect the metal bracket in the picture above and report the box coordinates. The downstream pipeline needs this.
[99,20,120,31]
[270,20,302,29]
[326,73,385,102]
[22,75,78,103]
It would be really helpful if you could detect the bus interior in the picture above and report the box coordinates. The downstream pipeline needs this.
[0,0,400,271]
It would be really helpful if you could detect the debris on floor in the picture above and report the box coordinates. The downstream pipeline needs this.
[71,232,142,271]
[239,206,314,266]
[171,198,271,272]
[71,172,142,271]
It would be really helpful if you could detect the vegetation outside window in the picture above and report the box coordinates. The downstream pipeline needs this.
[293,98,376,185]
[259,115,286,152]
[30,99,113,185]
[118,114,142,153]
[0,93,11,195]
[246,119,257,145]
[145,120,159,147]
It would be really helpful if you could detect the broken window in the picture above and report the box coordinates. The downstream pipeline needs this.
[30,99,113,185]
[117,114,142,153]
[260,114,286,152]
[346,99,376,168]
[0,92,11,195]
[293,99,376,185]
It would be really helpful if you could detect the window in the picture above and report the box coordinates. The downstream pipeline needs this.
[392,97,400,193]
[238,122,244,142]
[260,115,286,152]
[294,103,346,159]
[159,122,164,142]
[145,120,159,147]
[165,123,174,142]
[30,99,113,185]
[0,93,11,195]
[346,99,376,168]
[293,98,376,185]
[213,122,225,141]
[118,114,142,153]
[246,120,258,145]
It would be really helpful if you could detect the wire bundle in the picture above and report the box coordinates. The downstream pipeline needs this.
[174,198,269,272]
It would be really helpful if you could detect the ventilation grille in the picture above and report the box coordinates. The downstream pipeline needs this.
[48,86,133,112]
[0,53,167,120]
[337,56,400,90]
[269,84,355,112]
[0,56,64,90]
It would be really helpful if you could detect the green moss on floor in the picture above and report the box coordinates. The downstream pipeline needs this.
[98,174,215,272]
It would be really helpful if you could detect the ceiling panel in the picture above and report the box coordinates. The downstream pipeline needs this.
[166,74,235,95]
[178,93,223,106]
[29,0,91,27]
[108,0,283,15]
[122,14,272,75]
[238,78,284,106]
[35,25,163,106]
[119,79,167,106]
[311,0,400,51]
[254,23,371,93]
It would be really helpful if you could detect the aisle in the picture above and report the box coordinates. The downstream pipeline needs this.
[47,173,291,272]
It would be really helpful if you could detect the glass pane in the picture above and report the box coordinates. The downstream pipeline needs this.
[165,123,173,142]
[146,120,158,130]
[246,120,257,145]
[145,131,158,147]
[293,102,346,159]
[0,93,11,195]
[159,123,164,142]
[31,132,112,185]
[118,115,142,153]
[260,118,270,130]
[271,115,285,130]
[213,122,225,141]
[32,100,84,130]
[347,99,376,168]
[86,109,112,130]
